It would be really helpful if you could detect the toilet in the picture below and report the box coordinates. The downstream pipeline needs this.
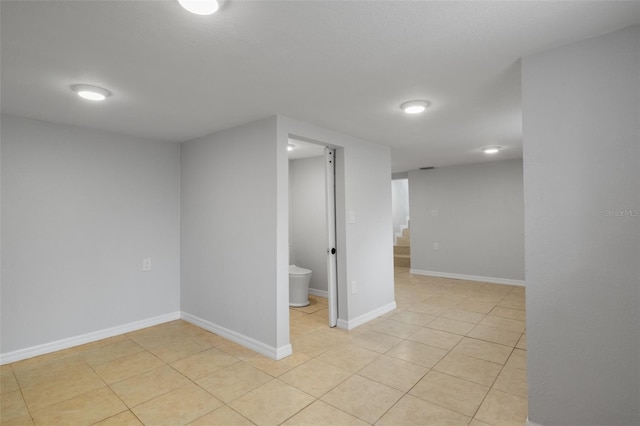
[289,265,312,307]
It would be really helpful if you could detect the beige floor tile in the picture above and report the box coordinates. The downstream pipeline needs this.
[1,415,35,426]
[291,322,324,338]
[369,319,422,339]
[171,348,239,380]
[110,365,191,407]
[350,329,403,353]
[94,410,143,425]
[455,299,496,315]
[406,327,462,350]
[357,355,428,392]
[321,375,403,424]
[80,340,145,368]
[426,317,476,335]
[409,370,489,417]
[475,389,528,426]
[217,341,261,361]
[391,310,437,327]
[440,308,486,324]
[497,295,526,310]
[148,338,211,363]
[4,269,525,426]
[10,349,78,371]
[377,394,471,426]
[187,405,254,426]
[291,298,326,314]
[467,325,521,347]
[386,340,448,368]
[434,353,502,387]
[282,400,368,426]
[451,337,513,364]
[73,335,130,353]
[279,358,351,398]
[506,348,527,370]
[1,390,29,422]
[290,334,334,358]
[196,362,273,402]
[489,306,526,321]
[229,379,315,425]
[308,308,329,323]
[127,328,186,351]
[94,351,165,384]
[0,370,20,395]
[316,344,379,373]
[132,383,222,426]
[516,333,527,350]
[469,419,493,426]
[494,366,528,398]
[479,315,526,333]
[31,386,126,426]
[406,302,449,316]
[247,352,311,377]
[12,355,86,388]
[21,367,105,412]
[191,331,230,348]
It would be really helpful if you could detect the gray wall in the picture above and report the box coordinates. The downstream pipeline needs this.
[180,117,285,355]
[1,115,181,354]
[289,156,328,294]
[523,25,639,426]
[409,159,524,282]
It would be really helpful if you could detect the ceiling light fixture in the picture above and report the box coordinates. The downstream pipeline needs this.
[481,146,502,154]
[288,144,295,151]
[400,100,430,114]
[177,0,224,15]
[71,84,111,101]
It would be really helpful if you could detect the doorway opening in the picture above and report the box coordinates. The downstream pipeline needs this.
[288,137,339,330]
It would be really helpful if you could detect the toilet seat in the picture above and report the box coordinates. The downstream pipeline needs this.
[289,265,311,276]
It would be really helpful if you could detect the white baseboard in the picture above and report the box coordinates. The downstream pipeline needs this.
[180,312,291,360]
[410,269,525,287]
[308,288,328,298]
[0,311,181,365]
[336,301,397,330]
[526,418,543,426]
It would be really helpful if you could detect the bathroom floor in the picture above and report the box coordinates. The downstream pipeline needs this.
[1,267,527,425]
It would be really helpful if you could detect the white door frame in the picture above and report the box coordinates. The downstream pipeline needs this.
[325,147,338,327]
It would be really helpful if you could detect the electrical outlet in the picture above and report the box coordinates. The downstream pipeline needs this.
[351,280,357,294]
[431,209,439,217]
[142,258,151,271]
[433,242,439,250]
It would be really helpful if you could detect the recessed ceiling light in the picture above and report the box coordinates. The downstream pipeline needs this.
[71,84,111,101]
[288,144,295,151]
[177,0,224,15]
[400,100,430,114]
[481,146,502,154]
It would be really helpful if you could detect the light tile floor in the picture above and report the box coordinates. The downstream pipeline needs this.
[0,267,527,425]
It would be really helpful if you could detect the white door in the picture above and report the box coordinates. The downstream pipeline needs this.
[325,147,338,327]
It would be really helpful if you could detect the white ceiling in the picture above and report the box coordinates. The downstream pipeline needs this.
[1,1,638,172]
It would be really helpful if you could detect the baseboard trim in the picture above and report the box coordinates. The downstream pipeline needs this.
[336,301,397,330]
[0,311,181,365]
[308,288,328,298]
[410,269,525,287]
[180,312,290,360]
[526,418,543,426]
